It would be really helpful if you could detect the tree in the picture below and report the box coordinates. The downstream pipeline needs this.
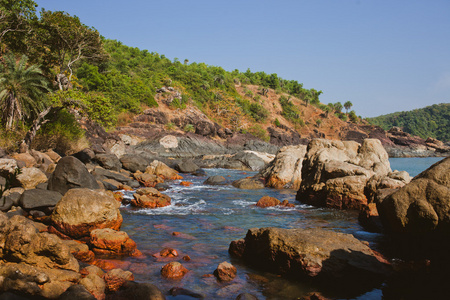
[0,0,37,54]
[0,53,50,130]
[334,102,343,113]
[38,10,107,90]
[344,101,353,113]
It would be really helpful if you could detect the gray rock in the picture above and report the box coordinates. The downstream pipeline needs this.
[108,281,166,300]
[232,178,264,189]
[48,156,100,195]
[0,196,13,212]
[94,154,122,171]
[92,167,132,184]
[72,148,96,164]
[7,192,21,206]
[236,293,259,300]
[175,160,199,173]
[120,154,149,173]
[233,151,266,171]
[19,189,62,211]
[58,284,96,300]
[204,175,227,186]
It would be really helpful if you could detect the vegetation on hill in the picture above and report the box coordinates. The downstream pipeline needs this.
[0,0,360,154]
[367,103,450,142]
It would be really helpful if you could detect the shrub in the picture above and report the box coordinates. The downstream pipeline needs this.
[248,124,269,142]
[165,122,176,131]
[183,124,195,132]
[249,102,269,122]
[274,118,281,127]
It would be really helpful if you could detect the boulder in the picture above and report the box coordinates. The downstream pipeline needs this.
[19,189,62,213]
[0,196,13,212]
[48,156,100,195]
[232,151,268,171]
[161,262,188,279]
[73,148,96,164]
[232,178,264,190]
[11,153,36,168]
[131,188,171,209]
[133,171,163,187]
[58,285,97,300]
[51,188,123,239]
[103,268,134,292]
[175,160,199,173]
[214,261,237,282]
[107,281,166,300]
[89,228,140,257]
[145,160,182,180]
[256,196,280,208]
[120,154,149,173]
[229,227,389,293]
[204,175,227,185]
[45,150,61,163]
[92,167,134,185]
[297,139,391,210]
[94,154,122,171]
[260,145,307,189]
[79,273,106,300]
[377,157,450,235]
[0,158,18,176]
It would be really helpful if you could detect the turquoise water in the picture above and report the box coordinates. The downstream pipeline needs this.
[389,156,445,177]
[116,157,445,299]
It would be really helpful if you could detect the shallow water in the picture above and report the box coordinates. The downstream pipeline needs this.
[117,158,444,299]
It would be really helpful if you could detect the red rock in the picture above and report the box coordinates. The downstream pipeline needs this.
[91,259,131,271]
[180,181,192,187]
[172,231,181,236]
[182,255,191,262]
[160,248,179,257]
[161,262,189,279]
[131,188,171,208]
[113,192,124,202]
[256,196,280,208]
[103,268,134,292]
[281,200,295,208]
[90,228,140,257]
[133,171,164,187]
[214,261,237,282]
[202,274,214,278]
[80,265,105,278]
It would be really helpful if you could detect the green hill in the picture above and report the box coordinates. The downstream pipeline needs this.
[367,103,450,142]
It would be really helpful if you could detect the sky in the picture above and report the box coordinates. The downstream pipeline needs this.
[34,0,450,118]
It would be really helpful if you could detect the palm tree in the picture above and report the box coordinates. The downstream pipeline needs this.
[344,101,353,114]
[0,53,50,130]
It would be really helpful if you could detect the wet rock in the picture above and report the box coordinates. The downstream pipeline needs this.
[133,171,164,187]
[256,196,280,208]
[260,145,307,189]
[180,181,192,186]
[159,248,179,258]
[58,284,97,300]
[214,261,237,282]
[161,262,189,279]
[229,227,389,293]
[107,281,166,300]
[232,178,264,189]
[131,187,171,209]
[89,228,140,257]
[94,154,122,171]
[120,154,149,173]
[378,157,450,235]
[236,293,259,300]
[51,188,122,239]
[103,268,134,292]
[145,160,182,180]
[204,175,227,185]
[18,189,62,213]
[192,168,207,177]
[15,167,48,190]
[154,182,170,191]
[79,273,105,300]
[48,156,100,195]
[175,160,199,173]
[169,287,205,298]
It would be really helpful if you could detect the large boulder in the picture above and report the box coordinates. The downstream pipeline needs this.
[232,178,264,190]
[50,188,123,239]
[145,160,182,180]
[229,227,389,294]
[89,228,140,257]
[377,157,450,235]
[174,159,199,173]
[131,188,171,209]
[297,139,391,210]
[120,154,149,173]
[260,145,307,189]
[94,154,122,171]
[48,156,100,195]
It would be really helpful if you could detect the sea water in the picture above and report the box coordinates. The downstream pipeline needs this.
[117,157,445,299]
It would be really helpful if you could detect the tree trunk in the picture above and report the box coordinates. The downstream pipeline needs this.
[19,106,52,153]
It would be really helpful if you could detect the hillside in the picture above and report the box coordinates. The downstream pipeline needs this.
[367,103,450,142]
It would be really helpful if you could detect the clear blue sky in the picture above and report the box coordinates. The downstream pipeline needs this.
[34,0,450,118]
